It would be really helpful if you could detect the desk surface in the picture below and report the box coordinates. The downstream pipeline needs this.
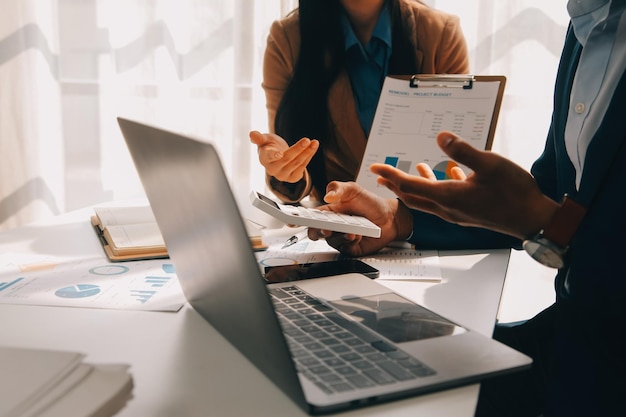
[0,209,510,417]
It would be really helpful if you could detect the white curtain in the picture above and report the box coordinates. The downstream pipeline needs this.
[0,0,569,231]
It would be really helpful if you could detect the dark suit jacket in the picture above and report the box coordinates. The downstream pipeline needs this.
[525,26,626,415]
[532,26,626,320]
[415,26,626,414]
[413,24,626,415]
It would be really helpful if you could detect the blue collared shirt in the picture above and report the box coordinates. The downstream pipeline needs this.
[342,3,392,136]
[565,0,626,188]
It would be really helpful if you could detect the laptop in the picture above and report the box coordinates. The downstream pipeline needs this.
[117,118,532,415]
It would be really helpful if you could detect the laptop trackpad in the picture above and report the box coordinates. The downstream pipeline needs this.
[328,293,466,344]
[293,272,392,300]
[293,273,467,344]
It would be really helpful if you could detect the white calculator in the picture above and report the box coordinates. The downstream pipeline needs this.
[249,191,381,238]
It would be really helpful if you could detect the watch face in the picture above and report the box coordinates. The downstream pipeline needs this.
[523,240,564,269]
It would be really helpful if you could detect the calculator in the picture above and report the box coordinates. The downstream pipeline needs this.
[249,191,381,238]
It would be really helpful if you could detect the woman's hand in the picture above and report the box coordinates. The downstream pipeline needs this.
[307,181,414,257]
[249,131,319,184]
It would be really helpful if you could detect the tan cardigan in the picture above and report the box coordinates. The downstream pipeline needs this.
[262,0,470,202]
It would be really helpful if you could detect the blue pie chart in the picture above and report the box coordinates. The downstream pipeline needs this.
[55,284,101,298]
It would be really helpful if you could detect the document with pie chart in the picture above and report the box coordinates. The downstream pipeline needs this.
[0,253,185,311]
[356,75,506,199]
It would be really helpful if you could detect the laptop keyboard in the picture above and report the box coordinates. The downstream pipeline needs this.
[269,286,436,395]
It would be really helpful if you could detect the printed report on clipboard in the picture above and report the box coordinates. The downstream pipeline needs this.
[356,74,506,198]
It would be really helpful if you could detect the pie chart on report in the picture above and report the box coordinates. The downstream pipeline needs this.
[55,284,101,298]
[433,161,459,180]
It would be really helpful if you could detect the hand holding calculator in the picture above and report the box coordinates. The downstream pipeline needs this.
[249,191,381,238]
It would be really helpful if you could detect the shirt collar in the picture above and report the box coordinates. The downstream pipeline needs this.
[567,0,610,17]
[568,0,624,45]
[342,2,392,53]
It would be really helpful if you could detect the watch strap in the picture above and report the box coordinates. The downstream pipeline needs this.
[542,195,587,248]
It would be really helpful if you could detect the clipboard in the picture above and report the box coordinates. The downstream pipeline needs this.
[356,74,506,199]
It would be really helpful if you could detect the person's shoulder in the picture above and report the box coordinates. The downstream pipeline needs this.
[268,9,300,41]
[400,0,461,28]
[397,0,468,73]
[265,9,300,74]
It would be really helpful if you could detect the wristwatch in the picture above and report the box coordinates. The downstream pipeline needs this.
[522,195,586,269]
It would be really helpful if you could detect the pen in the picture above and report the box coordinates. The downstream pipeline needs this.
[282,230,308,248]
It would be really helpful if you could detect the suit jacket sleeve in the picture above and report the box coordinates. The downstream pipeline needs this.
[409,209,520,250]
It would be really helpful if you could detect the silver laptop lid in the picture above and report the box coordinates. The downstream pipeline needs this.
[117,117,308,411]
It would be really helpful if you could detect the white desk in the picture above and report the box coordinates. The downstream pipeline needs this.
[0,209,510,417]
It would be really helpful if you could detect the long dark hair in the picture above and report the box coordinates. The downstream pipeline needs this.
[274,0,422,197]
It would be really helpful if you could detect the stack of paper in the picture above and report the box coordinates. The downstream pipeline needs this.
[0,346,133,417]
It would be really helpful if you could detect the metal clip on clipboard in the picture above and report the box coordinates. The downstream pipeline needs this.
[409,74,475,89]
